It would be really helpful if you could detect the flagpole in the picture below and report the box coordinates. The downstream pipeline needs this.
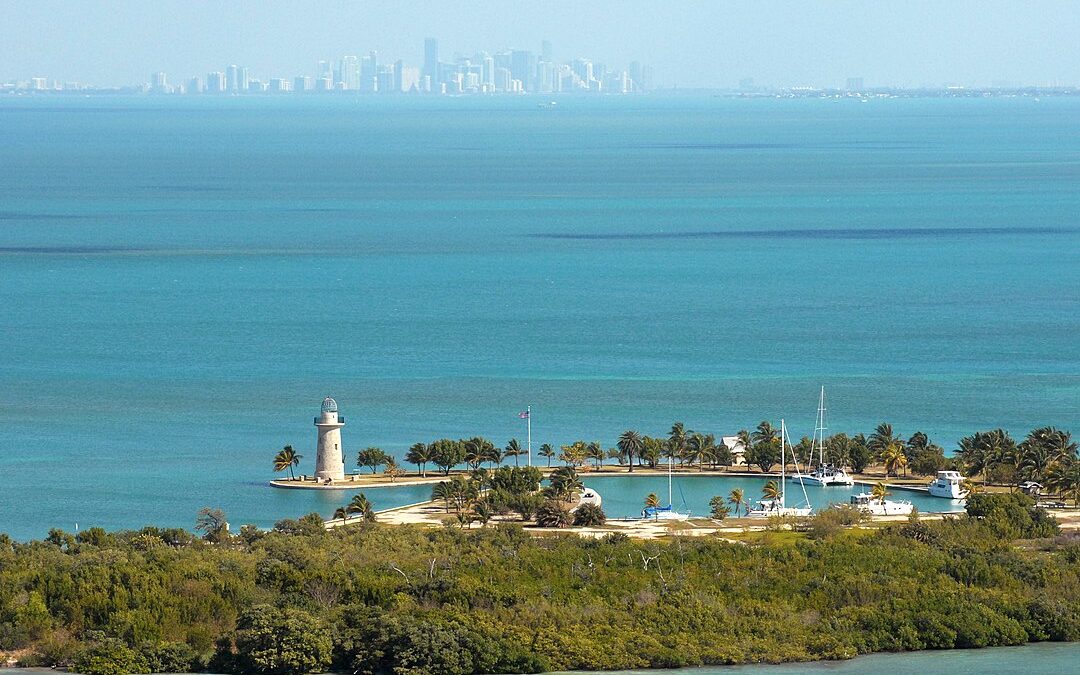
[526,405,532,466]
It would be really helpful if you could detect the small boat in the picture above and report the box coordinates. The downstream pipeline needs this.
[790,388,853,486]
[577,487,602,508]
[849,492,914,516]
[748,419,813,518]
[641,455,689,520]
[927,470,967,499]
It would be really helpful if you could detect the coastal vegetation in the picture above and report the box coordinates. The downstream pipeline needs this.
[281,423,1079,506]
[2,495,1079,674]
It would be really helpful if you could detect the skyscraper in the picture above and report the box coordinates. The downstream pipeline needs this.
[206,71,226,93]
[424,38,439,84]
[361,51,377,93]
[510,50,535,91]
[341,56,359,90]
[226,65,239,93]
[541,40,553,63]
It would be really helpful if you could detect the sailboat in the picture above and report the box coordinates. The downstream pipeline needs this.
[641,453,690,520]
[748,419,813,517]
[790,387,853,486]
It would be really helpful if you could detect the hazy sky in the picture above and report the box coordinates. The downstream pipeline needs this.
[3,0,1079,88]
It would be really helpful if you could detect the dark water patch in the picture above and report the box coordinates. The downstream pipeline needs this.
[137,185,230,192]
[531,226,1075,241]
[0,246,151,254]
[0,211,90,221]
[639,141,933,151]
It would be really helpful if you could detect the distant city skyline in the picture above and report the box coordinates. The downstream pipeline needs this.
[7,37,652,96]
[2,1,1080,89]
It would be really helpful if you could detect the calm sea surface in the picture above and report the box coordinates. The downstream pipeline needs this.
[1,95,1078,540]
[554,641,1080,674]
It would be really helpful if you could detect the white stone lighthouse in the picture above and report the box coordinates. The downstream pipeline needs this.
[314,396,345,482]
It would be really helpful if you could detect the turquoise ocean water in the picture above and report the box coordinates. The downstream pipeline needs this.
[1,95,1078,540]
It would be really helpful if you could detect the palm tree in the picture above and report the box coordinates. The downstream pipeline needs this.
[761,480,781,503]
[1046,459,1080,505]
[273,445,302,480]
[535,500,571,528]
[346,493,376,523]
[640,436,664,469]
[644,492,661,508]
[881,443,908,478]
[471,500,494,527]
[868,422,902,458]
[870,481,890,505]
[503,438,523,467]
[669,422,688,462]
[537,443,556,467]
[586,441,604,469]
[728,488,745,517]
[548,466,584,502]
[687,433,714,470]
[332,506,349,525]
[751,421,778,446]
[431,481,452,512]
[405,442,432,477]
[573,503,607,527]
[618,430,644,473]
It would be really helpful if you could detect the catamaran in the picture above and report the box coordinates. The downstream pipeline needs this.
[928,470,967,499]
[641,454,690,520]
[748,419,813,517]
[790,387,854,487]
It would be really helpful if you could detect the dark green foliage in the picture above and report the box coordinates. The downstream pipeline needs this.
[964,492,1059,539]
[572,503,607,527]
[70,634,145,675]
[534,500,572,527]
[708,496,731,520]
[219,605,332,674]
[1,504,1079,674]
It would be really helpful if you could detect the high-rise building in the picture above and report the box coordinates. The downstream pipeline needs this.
[187,76,202,94]
[541,40,553,63]
[377,65,395,94]
[571,59,593,88]
[629,61,642,90]
[494,67,511,92]
[206,71,226,93]
[361,52,378,92]
[510,50,536,91]
[318,60,334,81]
[226,65,239,92]
[151,72,168,91]
[341,55,359,90]
[239,67,250,92]
[424,38,439,83]
[846,77,864,92]
[294,76,313,92]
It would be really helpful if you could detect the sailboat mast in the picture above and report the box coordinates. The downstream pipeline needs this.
[668,453,673,507]
[780,419,786,506]
[817,387,827,465]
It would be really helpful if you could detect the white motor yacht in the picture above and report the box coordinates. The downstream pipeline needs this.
[927,470,967,499]
[849,492,914,516]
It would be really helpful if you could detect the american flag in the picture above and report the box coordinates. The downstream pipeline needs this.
[518,410,530,419]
